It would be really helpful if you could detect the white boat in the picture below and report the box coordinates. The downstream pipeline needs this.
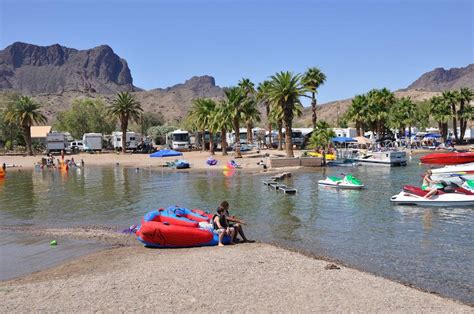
[431,162,474,181]
[318,175,364,190]
[354,151,407,166]
[390,185,474,207]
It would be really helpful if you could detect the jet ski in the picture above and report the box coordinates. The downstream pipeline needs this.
[390,181,474,207]
[318,174,364,189]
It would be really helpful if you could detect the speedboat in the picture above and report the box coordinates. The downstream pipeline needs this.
[431,162,474,181]
[420,152,474,165]
[390,184,474,207]
[318,174,364,189]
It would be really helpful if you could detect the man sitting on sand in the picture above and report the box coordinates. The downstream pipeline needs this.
[219,201,255,243]
[213,207,235,247]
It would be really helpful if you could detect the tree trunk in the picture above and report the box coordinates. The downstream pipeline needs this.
[283,107,294,158]
[221,128,227,156]
[121,118,128,154]
[24,125,33,156]
[356,121,361,137]
[459,100,465,144]
[277,122,283,150]
[209,131,214,155]
[266,102,272,148]
[452,103,459,142]
[247,122,253,144]
[233,118,241,158]
[311,92,317,128]
[201,130,206,152]
[461,120,467,144]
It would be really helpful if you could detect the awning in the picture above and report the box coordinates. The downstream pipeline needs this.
[331,137,357,143]
[354,136,372,145]
[149,149,183,158]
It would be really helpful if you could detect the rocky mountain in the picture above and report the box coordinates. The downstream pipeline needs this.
[0,42,135,94]
[405,64,474,91]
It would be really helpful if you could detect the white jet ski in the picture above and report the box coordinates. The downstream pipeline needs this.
[318,174,364,190]
[390,184,474,207]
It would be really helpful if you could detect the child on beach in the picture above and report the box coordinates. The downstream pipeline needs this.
[213,206,235,247]
[219,201,255,243]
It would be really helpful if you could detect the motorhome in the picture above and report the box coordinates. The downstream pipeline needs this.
[46,132,69,154]
[83,133,103,151]
[112,131,139,151]
[266,129,305,149]
[226,128,248,146]
[166,129,190,151]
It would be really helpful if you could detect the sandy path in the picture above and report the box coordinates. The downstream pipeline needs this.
[0,242,471,312]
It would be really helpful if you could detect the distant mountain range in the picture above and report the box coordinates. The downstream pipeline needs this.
[0,42,472,126]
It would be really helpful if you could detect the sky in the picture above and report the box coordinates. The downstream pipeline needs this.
[0,0,472,104]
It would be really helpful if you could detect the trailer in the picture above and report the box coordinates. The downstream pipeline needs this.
[83,133,103,151]
[46,132,69,154]
[112,131,139,151]
[166,129,190,151]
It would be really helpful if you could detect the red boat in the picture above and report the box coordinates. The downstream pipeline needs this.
[420,152,474,165]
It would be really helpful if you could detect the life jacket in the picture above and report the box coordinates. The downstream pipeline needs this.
[212,213,228,229]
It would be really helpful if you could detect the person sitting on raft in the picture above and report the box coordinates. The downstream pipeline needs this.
[219,201,255,243]
[422,169,443,199]
[213,207,235,247]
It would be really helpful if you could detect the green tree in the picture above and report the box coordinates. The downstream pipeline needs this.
[55,98,116,139]
[188,98,218,154]
[430,95,451,142]
[238,78,260,143]
[345,94,369,136]
[442,90,459,142]
[148,125,177,145]
[366,88,395,138]
[458,87,473,143]
[389,97,417,140]
[213,100,234,156]
[257,81,272,147]
[302,67,326,128]
[308,120,336,150]
[108,92,143,153]
[267,71,306,157]
[4,96,47,156]
[224,87,246,157]
[130,112,165,136]
[0,92,23,147]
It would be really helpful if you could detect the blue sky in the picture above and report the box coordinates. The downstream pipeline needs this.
[0,0,472,104]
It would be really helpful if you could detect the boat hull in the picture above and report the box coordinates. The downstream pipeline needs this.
[390,188,474,207]
[318,179,364,190]
[420,152,474,165]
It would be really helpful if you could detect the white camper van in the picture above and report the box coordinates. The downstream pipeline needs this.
[166,129,190,151]
[46,132,69,153]
[112,131,139,151]
[83,133,103,151]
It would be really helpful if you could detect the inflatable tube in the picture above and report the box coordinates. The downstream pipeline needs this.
[0,169,5,179]
[207,159,218,166]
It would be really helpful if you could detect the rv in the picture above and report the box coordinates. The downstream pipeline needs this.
[112,131,139,151]
[166,130,190,151]
[226,128,248,146]
[46,132,69,153]
[83,133,103,151]
[266,129,305,149]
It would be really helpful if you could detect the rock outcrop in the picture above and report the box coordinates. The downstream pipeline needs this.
[405,64,474,91]
[0,42,135,94]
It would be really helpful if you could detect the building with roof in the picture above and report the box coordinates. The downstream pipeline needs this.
[31,126,52,145]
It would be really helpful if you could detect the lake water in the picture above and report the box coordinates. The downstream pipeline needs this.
[0,157,473,304]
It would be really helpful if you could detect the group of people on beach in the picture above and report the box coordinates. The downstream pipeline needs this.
[212,201,255,246]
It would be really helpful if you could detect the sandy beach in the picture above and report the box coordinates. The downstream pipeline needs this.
[0,226,471,312]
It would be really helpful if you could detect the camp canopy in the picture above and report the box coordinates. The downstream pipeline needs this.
[149,149,183,157]
[331,137,357,143]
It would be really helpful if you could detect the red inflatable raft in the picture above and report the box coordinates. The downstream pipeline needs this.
[420,152,474,165]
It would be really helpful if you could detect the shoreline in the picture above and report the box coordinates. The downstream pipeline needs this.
[0,226,472,311]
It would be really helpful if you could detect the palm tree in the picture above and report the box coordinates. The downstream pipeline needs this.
[442,90,459,142]
[430,95,451,142]
[188,98,217,154]
[224,87,246,158]
[458,87,473,143]
[108,92,143,154]
[389,97,417,141]
[309,120,336,165]
[4,96,47,156]
[242,97,261,144]
[302,67,326,128]
[238,78,255,96]
[267,71,306,157]
[213,100,233,156]
[267,101,303,151]
[366,88,395,138]
[257,81,272,147]
[345,94,369,136]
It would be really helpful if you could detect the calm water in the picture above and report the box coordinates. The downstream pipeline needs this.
[0,157,473,304]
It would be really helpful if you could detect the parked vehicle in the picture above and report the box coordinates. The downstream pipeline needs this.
[166,130,190,151]
[112,131,139,151]
[47,132,69,154]
[69,140,84,153]
[83,133,103,152]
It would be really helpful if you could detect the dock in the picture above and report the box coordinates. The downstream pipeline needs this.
[263,179,297,195]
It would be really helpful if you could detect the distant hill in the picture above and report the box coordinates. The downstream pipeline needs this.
[0,42,135,94]
[405,64,474,91]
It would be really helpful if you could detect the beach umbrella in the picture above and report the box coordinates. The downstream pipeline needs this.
[149,149,183,158]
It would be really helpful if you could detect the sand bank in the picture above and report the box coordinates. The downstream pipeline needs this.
[0,228,471,312]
